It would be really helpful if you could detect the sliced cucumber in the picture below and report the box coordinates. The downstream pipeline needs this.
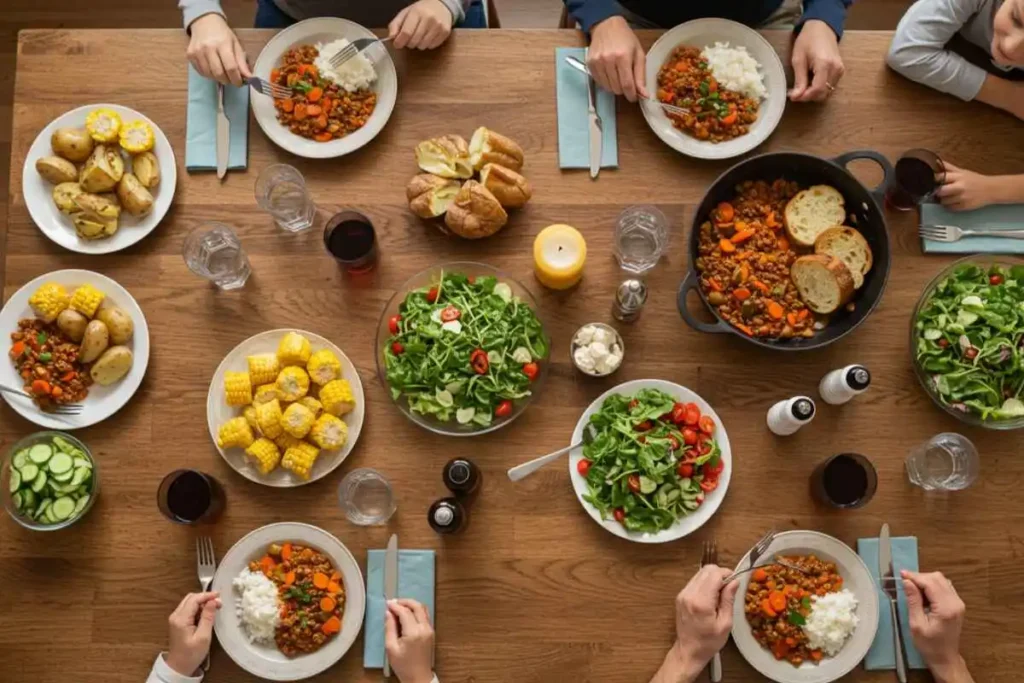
[9,470,21,492]
[30,471,47,493]
[28,444,53,465]
[51,468,74,483]
[72,457,93,470]
[50,482,78,496]
[11,491,22,511]
[12,449,29,469]
[43,507,57,524]
[74,485,90,498]
[52,436,84,458]
[18,463,38,483]
[69,468,90,487]
[73,495,90,515]
[20,488,36,512]
[47,452,73,475]
[34,498,52,520]
[50,497,75,521]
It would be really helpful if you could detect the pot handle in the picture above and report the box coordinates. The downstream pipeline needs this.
[678,270,731,334]
[832,149,894,205]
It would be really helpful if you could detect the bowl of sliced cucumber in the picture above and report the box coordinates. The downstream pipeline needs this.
[3,431,97,530]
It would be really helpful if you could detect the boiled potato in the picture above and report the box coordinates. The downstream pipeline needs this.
[51,127,95,162]
[52,182,85,214]
[90,345,133,385]
[56,309,88,342]
[116,173,154,217]
[79,319,110,363]
[132,151,160,188]
[79,144,124,193]
[73,192,121,219]
[35,156,79,184]
[73,213,118,240]
[95,305,133,344]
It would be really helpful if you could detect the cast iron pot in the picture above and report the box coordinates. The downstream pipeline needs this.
[677,150,893,351]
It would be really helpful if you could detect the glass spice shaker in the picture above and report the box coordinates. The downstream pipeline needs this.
[612,279,647,323]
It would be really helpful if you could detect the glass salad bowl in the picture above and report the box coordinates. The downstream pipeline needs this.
[375,262,551,437]
[910,255,1024,430]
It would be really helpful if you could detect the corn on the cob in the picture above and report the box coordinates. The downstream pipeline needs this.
[243,405,261,435]
[274,432,303,452]
[119,120,154,153]
[217,416,255,449]
[244,438,281,475]
[281,402,315,439]
[247,353,281,386]
[282,441,320,480]
[68,284,105,318]
[298,396,323,417]
[223,371,253,406]
[320,379,355,416]
[253,384,279,405]
[85,108,122,142]
[277,331,311,367]
[307,349,342,385]
[255,398,284,439]
[276,366,310,402]
[309,413,348,450]
[28,282,70,322]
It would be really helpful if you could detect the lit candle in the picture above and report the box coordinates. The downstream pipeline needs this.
[533,224,586,290]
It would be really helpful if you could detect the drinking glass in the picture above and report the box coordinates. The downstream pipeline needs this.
[810,453,878,509]
[183,223,252,290]
[613,205,669,275]
[338,468,395,525]
[906,433,979,491]
[157,470,225,524]
[885,149,945,211]
[323,210,378,273]
[254,164,316,232]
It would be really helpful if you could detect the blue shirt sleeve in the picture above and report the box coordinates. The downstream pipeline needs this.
[798,0,852,38]
[564,0,623,33]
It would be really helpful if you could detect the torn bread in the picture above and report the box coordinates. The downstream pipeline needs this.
[415,135,474,179]
[469,127,524,172]
[406,174,462,219]
[791,254,856,314]
[479,163,532,208]
[814,226,873,289]
[784,184,845,248]
[444,180,508,239]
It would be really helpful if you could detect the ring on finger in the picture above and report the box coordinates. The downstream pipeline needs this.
[825,82,836,93]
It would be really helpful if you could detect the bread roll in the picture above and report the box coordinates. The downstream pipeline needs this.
[444,180,508,239]
[479,164,532,208]
[814,226,873,289]
[469,127,524,172]
[407,174,461,219]
[784,185,845,248]
[415,135,473,179]
[791,255,855,314]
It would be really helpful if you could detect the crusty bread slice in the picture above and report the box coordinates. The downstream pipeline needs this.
[791,254,856,314]
[814,226,873,289]
[784,185,846,248]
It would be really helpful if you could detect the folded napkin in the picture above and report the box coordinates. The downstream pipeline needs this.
[186,65,250,172]
[921,202,1024,254]
[555,47,618,170]
[856,536,926,671]
[364,549,436,668]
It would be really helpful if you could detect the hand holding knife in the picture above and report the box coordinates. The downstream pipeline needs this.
[879,524,908,683]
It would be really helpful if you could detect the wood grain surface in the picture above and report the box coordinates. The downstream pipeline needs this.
[3,28,1024,683]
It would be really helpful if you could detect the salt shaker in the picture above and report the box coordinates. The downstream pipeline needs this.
[819,365,871,405]
[612,279,647,323]
[767,396,816,436]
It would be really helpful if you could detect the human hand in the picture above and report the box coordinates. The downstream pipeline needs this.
[385,599,435,683]
[902,570,970,681]
[186,14,251,87]
[164,592,222,677]
[587,16,649,102]
[789,20,844,102]
[389,0,454,50]
[936,162,1004,211]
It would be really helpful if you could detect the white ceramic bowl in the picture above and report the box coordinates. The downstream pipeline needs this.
[251,18,398,159]
[643,19,786,160]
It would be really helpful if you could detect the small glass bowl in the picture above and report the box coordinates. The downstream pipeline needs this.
[570,322,625,377]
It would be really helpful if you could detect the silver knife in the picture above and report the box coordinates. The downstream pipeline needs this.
[879,524,908,683]
[216,83,230,180]
[584,49,602,180]
[383,534,399,678]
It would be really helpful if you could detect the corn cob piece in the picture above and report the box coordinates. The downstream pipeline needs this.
[276,366,310,402]
[223,371,253,406]
[298,396,323,418]
[247,353,281,386]
[281,442,320,480]
[307,349,342,386]
[28,282,70,322]
[85,108,122,142]
[244,438,281,475]
[243,405,261,435]
[281,402,315,439]
[309,413,348,450]
[320,379,355,416]
[255,398,284,439]
[68,284,106,318]
[253,384,279,405]
[217,416,255,449]
[277,331,311,367]
[274,432,303,452]
[119,120,154,153]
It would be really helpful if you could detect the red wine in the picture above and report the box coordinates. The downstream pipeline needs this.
[886,150,943,211]
[811,453,877,509]
[324,211,377,271]
[158,470,224,524]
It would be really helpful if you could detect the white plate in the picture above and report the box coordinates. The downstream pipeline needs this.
[731,530,880,683]
[22,103,177,254]
[568,379,732,543]
[251,18,398,159]
[206,329,365,487]
[212,522,366,681]
[0,270,150,430]
[643,19,787,160]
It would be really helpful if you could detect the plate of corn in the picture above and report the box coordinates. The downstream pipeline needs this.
[206,329,365,487]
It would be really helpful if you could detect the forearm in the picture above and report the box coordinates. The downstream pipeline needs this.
[976,73,1024,118]
[931,656,976,683]
[178,0,224,31]
[563,0,621,33]
[649,644,703,683]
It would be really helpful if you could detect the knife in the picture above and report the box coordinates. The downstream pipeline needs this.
[584,49,602,180]
[383,534,399,678]
[215,83,230,180]
[879,524,908,683]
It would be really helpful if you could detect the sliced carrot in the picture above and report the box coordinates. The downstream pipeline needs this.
[330,570,341,582]
[751,280,770,294]
[50,385,63,398]
[305,104,322,117]
[270,68,281,82]
[10,341,25,357]
[785,637,797,647]
[675,61,689,72]
[719,238,736,253]
[772,641,789,660]
[322,98,334,115]
[731,229,756,244]
[307,86,323,103]
[708,278,724,292]
[732,288,751,301]
[767,301,784,320]
[766,580,776,591]
[716,202,735,222]
[327,581,342,594]
[739,263,750,282]
[259,555,276,574]
[798,309,810,321]
[314,132,333,142]
[322,615,341,634]
[811,650,824,661]
[777,237,790,251]
[293,103,308,120]
[761,598,777,618]
[300,548,314,559]
[281,543,293,561]
[708,78,718,93]
[283,571,296,586]
[31,379,51,396]
[786,312,798,326]
[61,370,76,382]
[765,211,780,228]
[312,572,329,589]
[315,114,328,130]
[279,98,295,113]
[720,112,738,126]
[298,64,319,78]
[769,590,787,612]
[735,323,754,336]
[752,568,768,582]
[320,596,337,612]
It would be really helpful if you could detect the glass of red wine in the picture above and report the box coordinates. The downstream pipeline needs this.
[324,210,377,273]
[810,453,878,509]
[885,149,945,211]
[157,470,225,524]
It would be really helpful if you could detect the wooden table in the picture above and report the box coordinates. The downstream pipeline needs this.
[3,28,1023,683]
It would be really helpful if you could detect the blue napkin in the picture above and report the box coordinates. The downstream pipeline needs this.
[856,536,926,671]
[363,549,436,668]
[921,202,1024,254]
[186,65,250,172]
[555,47,618,170]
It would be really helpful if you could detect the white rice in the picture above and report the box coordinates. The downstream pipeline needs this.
[232,568,281,644]
[314,39,378,93]
[700,42,766,100]
[802,589,859,656]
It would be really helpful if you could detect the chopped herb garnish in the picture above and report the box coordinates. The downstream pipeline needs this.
[293,81,313,94]
[801,596,812,609]
[787,609,807,626]
[699,81,710,96]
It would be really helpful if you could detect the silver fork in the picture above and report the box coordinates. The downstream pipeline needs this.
[701,540,723,683]
[246,76,291,99]
[722,529,777,584]
[329,36,393,69]
[919,224,1024,242]
[196,537,217,673]
[0,384,83,415]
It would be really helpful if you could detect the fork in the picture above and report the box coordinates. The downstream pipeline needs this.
[196,537,217,673]
[563,56,690,117]
[0,384,83,415]
[329,36,393,69]
[919,223,1024,242]
[701,540,723,683]
[246,76,291,100]
[722,529,777,584]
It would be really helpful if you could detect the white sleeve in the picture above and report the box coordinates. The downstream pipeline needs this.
[145,654,204,683]
[886,0,989,101]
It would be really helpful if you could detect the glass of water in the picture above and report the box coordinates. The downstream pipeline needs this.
[338,468,396,525]
[182,223,251,290]
[254,164,316,232]
[906,433,979,491]
[613,205,669,275]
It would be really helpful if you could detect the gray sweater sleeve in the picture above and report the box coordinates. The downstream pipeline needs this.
[179,0,224,30]
[886,0,988,101]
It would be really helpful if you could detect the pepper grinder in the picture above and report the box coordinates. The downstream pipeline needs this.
[612,279,647,323]
[767,396,816,436]
[819,365,871,405]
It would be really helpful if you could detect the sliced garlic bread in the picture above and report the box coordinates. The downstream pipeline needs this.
[814,226,873,289]
[784,185,846,248]
[791,254,855,314]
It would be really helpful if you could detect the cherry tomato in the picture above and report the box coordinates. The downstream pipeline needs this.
[670,402,687,425]
[613,508,626,523]
[628,399,639,411]
[704,457,725,478]
[495,400,513,418]
[577,458,591,476]
[470,348,489,374]
[391,342,404,355]
[990,274,1004,285]
[696,433,713,456]
[682,428,698,446]
[441,305,461,322]
[699,415,715,435]
[677,463,694,478]
[965,347,979,360]
[700,478,720,493]
[426,287,439,303]
[683,403,701,426]
[522,362,539,381]
[627,474,641,493]
[695,492,705,504]
[937,338,949,348]
[638,435,647,444]
[668,435,680,451]
[388,315,402,335]
[468,276,476,284]
[635,420,653,432]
